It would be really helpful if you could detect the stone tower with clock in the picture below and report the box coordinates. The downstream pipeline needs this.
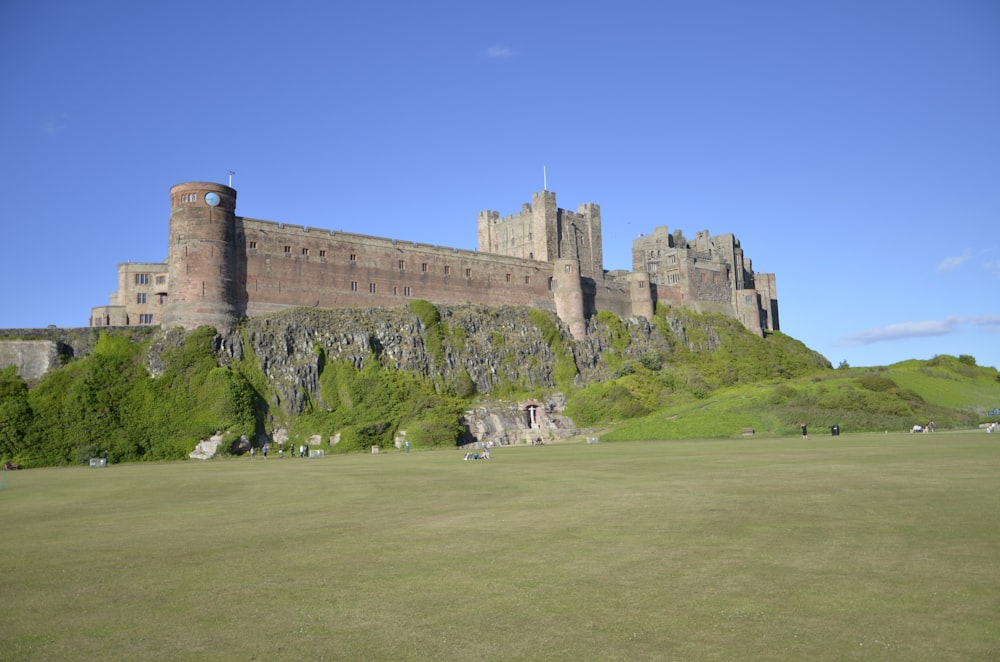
[161,182,241,331]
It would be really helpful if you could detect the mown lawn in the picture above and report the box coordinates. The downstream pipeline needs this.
[1,431,997,661]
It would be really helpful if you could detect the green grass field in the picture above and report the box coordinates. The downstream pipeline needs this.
[1,432,998,661]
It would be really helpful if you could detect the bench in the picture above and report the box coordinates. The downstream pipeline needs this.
[741,428,755,436]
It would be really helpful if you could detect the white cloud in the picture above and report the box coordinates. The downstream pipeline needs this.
[985,260,1000,277]
[838,315,1000,346]
[936,249,972,273]
[483,45,514,58]
[41,113,69,136]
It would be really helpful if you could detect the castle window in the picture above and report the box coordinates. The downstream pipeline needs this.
[139,314,154,324]
[444,266,451,275]
[136,293,147,304]
[398,260,405,270]
[284,246,291,254]
[525,276,531,285]
[156,275,166,284]
[135,274,150,285]
[158,294,166,304]
[249,241,257,249]
[506,273,512,282]
[421,263,428,273]
[393,286,398,295]
[465,268,472,278]
[319,249,327,258]
[351,281,358,292]
[369,283,376,293]
[350,254,357,262]
[302,248,309,256]
[564,264,572,273]
[403,286,411,296]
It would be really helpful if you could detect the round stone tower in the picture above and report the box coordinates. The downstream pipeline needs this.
[162,182,239,331]
[551,258,586,340]
[627,271,655,320]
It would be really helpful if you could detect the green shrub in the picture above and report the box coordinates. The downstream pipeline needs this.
[409,300,445,369]
[567,382,649,425]
[529,309,578,388]
[313,354,467,452]
[638,351,664,372]
[856,374,898,392]
[596,310,630,352]
[0,366,32,461]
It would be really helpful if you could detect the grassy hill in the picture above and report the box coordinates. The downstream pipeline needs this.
[600,354,1000,441]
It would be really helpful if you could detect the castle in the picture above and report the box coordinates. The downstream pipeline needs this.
[90,182,778,339]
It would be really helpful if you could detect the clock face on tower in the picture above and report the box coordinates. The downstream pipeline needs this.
[204,192,221,207]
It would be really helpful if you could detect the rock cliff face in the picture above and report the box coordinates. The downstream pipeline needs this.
[215,304,688,419]
[1,303,729,449]
[203,304,706,444]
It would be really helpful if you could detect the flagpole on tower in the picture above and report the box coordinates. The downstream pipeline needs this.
[227,170,236,187]
[543,165,547,191]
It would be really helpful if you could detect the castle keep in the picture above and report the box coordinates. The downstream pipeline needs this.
[90,182,779,338]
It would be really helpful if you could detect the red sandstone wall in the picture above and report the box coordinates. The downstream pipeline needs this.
[239,219,557,317]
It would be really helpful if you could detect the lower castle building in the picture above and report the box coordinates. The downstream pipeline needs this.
[90,182,778,339]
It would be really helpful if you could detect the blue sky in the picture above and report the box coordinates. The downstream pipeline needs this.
[2,0,998,369]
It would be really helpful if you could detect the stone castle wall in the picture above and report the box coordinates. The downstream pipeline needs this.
[237,218,558,318]
[633,225,778,331]
[478,190,603,281]
[89,182,775,340]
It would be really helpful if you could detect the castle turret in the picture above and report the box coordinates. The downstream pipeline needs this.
[552,258,586,340]
[162,182,239,331]
[532,190,558,262]
[627,271,654,320]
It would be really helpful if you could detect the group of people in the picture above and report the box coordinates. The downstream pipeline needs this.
[249,443,309,458]
[463,448,490,460]
[911,421,936,434]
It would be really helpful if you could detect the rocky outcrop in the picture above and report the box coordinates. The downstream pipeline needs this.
[190,433,225,460]
[220,305,578,416]
[211,303,733,421]
[205,304,704,444]
[0,340,62,381]
[460,393,584,446]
